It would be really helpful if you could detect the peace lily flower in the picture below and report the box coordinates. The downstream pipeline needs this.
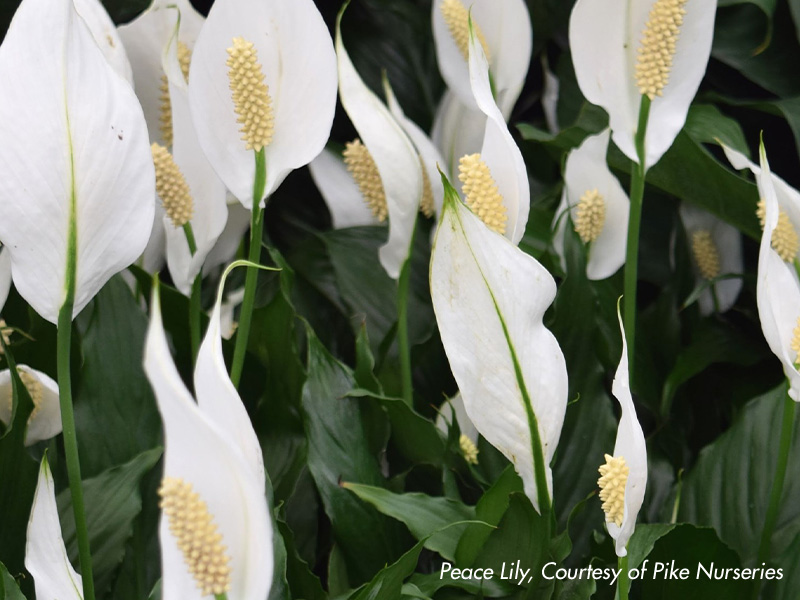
[154,22,227,296]
[308,76,443,231]
[457,22,530,245]
[755,144,800,402]
[0,366,61,446]
[430,174,568,513]
[552,129,630,280]
[598,306,647,557]
[144,276,272,598]
[187,0,337,208]
[569,0,715,169]
[25,456,83,600]
[334,9,423,279]
[432,0,531,117]
[0,0,155,323]
[678,203,742,315]
[435,394,480,465]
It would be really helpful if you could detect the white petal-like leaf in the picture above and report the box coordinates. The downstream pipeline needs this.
[569,0,715,168]
[203,201,252,275]
[0,0,155,323]
[608,308,648,556]
[467,28,529,244]
[756,144,800,401]
[25,457,83,600]
[432,90,487,181]
[336,9,422,279]
[430,180,568,513]
[73,0,133,84]
[144,285,273,599]
[188,0,338,206]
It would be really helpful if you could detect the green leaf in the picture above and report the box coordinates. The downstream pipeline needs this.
[349,540,426,600]
[455,466,522,567]
[277,518,327,600]
[301,328,410,584]
[661,319,767,418]
[677,385,800,563]
[471,493,551,590]
[58,448,162,597]
[626,523,677,570]
[342,482,480,561]
[0,562,25,600]
[638,525,743,598]
[764,530,800,599]
[348,389,446,466]
[73,275,162,478]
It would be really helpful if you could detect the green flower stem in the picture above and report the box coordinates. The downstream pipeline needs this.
[215,594,229,600]
[617,554,630,600]
[623,95,651,378]
[751,389,796,600]
[58,297,95,600]
[59,140,95,600]
[397,227,417,407]
[230,148,267,388]
[182,223,201,361]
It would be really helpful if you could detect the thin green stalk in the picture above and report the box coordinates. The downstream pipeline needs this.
[397,227,417,407]
[182,223,201,360]
[617,554,629,600]
[60,118,95,600]
[623,95,651,378]
[751,390,796,600]
[230,148,267,387]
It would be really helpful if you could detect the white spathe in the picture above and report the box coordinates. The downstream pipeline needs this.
[308,147,379,230]
[569,0,715,169]
[74,0,133,84]
[144,282,273,599]
[188,0,338,207]
[0,366,61,447]
[430,182,568,513]
[607,308,648,557]
[25,456,83,600]
[336,9,423,280]
[553,129,630,280]
[0,0,155,323]
[755,144,800,402]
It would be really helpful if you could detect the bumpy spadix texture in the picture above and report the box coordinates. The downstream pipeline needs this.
[459,153,507,234]
[343,139,388,222]
[226,37,274,152]
[159,477,232,595]
[757,199,799,262]
[440,0,490,61]
[160,41,192,147]
[635,0,688,99]
[459,434,479,465]
[691,229,721,280]
[574,188,606,243]
[598,454,629,527]
[5,369,42,422]
[151,143,194,227]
